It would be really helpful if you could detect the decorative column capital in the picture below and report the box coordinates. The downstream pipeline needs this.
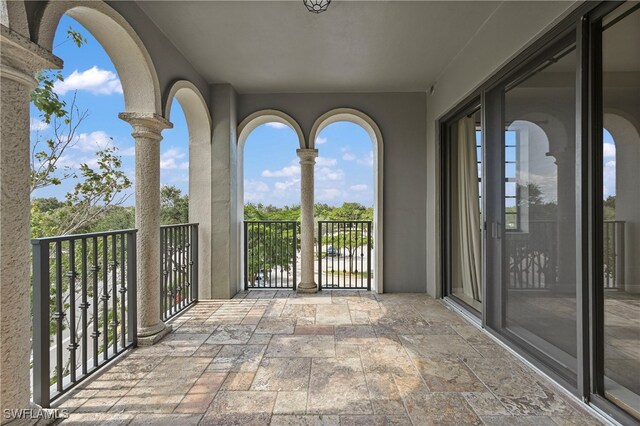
[118,112,173,141]
[296,148,318,165]
[1,25,62,88]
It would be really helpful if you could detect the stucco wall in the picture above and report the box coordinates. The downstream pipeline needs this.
[238,92,427,293]
[424,1,579,297]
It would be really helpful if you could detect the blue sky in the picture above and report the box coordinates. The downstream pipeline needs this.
[31,16,374,208]
[244,122,374,207]
[30,16,190,205]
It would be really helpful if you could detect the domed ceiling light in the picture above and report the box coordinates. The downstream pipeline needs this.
[303,0,331,14]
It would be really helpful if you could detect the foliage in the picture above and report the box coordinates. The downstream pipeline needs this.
[161,185,189,225]
[30,26,132,236]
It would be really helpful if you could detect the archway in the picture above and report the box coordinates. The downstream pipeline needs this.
[165,80,212,298]
[310,108,384,293]
[36,1,161,114]
[237,110,305,290]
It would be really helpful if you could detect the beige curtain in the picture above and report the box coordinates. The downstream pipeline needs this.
[456,117,482,302]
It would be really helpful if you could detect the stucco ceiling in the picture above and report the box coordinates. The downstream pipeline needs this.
[136,0,502,93]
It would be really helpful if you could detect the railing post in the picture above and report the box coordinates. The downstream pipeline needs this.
[192,224,199,301]
[615,221,625,289]
[367,221,372,291]
[293,223,298,291]
[318,221,322,291]
[32,240,51,408]
[244,221,249,291]
[127,231,138,347]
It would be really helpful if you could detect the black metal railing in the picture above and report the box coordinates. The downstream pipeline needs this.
[32,229,137,407]
[160,223,199,321]
[604,220,625,290]
[318,221,372,290]
[244,221,298,290]
[505,221,558,290]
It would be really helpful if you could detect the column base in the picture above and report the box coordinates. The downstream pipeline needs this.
[137,322,172,346]
[297,282,318,294]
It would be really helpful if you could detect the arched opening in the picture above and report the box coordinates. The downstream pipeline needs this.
[28,2,163,403]
[165,81,212,299]
[310,108,384,293]
[36,2,160,114]
[30,14,136,236]
[237,110,305,290]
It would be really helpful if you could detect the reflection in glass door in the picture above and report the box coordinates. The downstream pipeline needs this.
[600,4,640,418]
[501,42,578,382]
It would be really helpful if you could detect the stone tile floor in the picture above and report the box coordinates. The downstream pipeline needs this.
[56,291,604,425]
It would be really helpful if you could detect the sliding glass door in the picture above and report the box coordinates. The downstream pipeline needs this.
[440,2,640,421]
[495,39,579,383]
[598,3,640,419]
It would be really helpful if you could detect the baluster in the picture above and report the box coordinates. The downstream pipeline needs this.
[54,241,64,392]
[102,236,109,362]
[111,234,119,354]
[68,240,78,383]
[91,237,100,368]
[120,234,127,350]
[80,239,89,375]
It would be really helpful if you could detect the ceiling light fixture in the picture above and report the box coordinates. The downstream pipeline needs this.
[303,0,331,14]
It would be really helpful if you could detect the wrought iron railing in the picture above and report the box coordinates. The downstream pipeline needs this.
[604,220,625,290]
[318,221,372,290]
[244,221,298,289]
[32,229,137,407]
[160,223,199,321]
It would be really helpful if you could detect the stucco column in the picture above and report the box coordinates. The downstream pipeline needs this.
[119,113,172,345]
[296,148,318,293]
[0,26,61,420]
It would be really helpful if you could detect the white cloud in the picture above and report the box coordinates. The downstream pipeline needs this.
[342,153,356,161]
[160,148,187,170]
[265,122,289,129]
[316,136,328,145]
[244,180,270,202]
[54,66,123,96]
[349,184,368,192]
[30,118,49,132]
[603,143,616,158]
[357,151,374,167]
[120,146,136,157]
[316,156,337,167]
[317,167,344,182]
[73,131,113,152]
[317,188,346,201]
[262,164,300,178]
[274,178,299,192]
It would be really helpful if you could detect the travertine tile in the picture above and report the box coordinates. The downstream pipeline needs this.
[265,335,335,358]
[316,304,352,325]
[308,357,372,415]
[273,391,307,414]
[55,292,604,425]
[270,414,339,425]
[412,356,486,392]
[221,372,256,390]
[251,357,311,391]
[402,392,482,425]
[255,318,296,334]
[207,344,266,372]
[206,324,256,345]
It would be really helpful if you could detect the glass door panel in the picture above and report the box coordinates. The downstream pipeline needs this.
[501,43,578,380]
[601,4,640,418]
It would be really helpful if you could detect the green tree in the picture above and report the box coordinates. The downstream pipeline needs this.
[30,27,131,236]
[161,185,189,225]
